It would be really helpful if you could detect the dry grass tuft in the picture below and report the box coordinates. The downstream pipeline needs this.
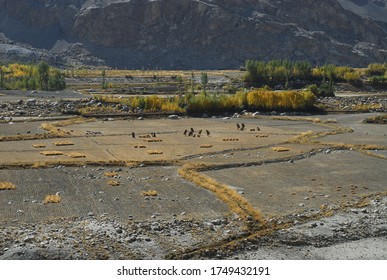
[141,190,158,196]
[66,152,86,158]
[0,182,16,190]
[271,147,290,152]
[40,150,64,156]
[43,194,61,204]
[179,165,264,227]
[32,144,46,148]
[53,141,74,146]
[104,171,118,177]
[107,179,120,186]
[200,144,213,148]
[147,150,163,155]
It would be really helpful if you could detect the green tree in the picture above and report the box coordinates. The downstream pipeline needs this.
[201,72,208,94]
[0,66,4,89]
[38,61,50,90]
[190,72,195,94]
[48,70,66,90]
[101,69,106,89]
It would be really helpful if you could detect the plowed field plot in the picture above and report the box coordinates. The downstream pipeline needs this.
[204,150,387,217]
[0,121,46,137]
[0,117,330,165]
[0,166,229,224]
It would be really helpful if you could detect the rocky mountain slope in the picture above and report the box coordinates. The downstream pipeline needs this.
[0,0,386,69]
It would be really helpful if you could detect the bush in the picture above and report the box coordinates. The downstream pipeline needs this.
[246,89,316,111]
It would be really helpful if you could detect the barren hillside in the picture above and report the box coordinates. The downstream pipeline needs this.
[0,0,386,68]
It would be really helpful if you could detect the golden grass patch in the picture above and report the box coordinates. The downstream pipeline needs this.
[141,190,158,196]
[0,182,16,190]
[32,144,46,148]
[200,144,213,148]
[66,152,86,158]
[40,150,64,156]
[107,179,120,186]
[147,150,163,155]
[271,147,290,152]
[178,165,264,226]
[43,194,61,204]
[53,141,74,146]
[104,171,118,177]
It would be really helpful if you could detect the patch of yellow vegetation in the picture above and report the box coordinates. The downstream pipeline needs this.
[0,182,16,190]
[40,151,64,156]
[200,144,213,148]
[66,152,86,158]
[104,171,118,177]
[32,144,46,148]
[107,179,120,186]
[147,150,163,155]
[179,165,264,227]
[43,194,61,204]
[271,147,290,152]
[141,190,158,196]
[53,141,74,146]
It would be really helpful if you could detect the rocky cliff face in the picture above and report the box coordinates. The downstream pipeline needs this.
[0,0,386,69]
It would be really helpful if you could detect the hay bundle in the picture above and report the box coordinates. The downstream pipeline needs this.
[200,144,213,148]
[147,150,163,155]
[66,152,86,158]
[43,194,61,204]
[271,147,290,152]
[40,151,64,156]
[53,141,74,146]
[32,144,46,148]
[141,190,158,196]
[0,182,16,190]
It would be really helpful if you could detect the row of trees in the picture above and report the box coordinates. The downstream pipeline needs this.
[0,62,65,91]
[243,60,386,95]
[87,88,316,115]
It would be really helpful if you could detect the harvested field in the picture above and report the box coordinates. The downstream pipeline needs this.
[0,166,230,224]
[204,150,387,217]
[0,110,386,260]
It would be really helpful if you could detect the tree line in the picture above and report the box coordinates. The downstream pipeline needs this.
[0,61,65,91]
[243,60,387,96]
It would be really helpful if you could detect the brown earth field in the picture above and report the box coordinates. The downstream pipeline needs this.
[0,111,386,260]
